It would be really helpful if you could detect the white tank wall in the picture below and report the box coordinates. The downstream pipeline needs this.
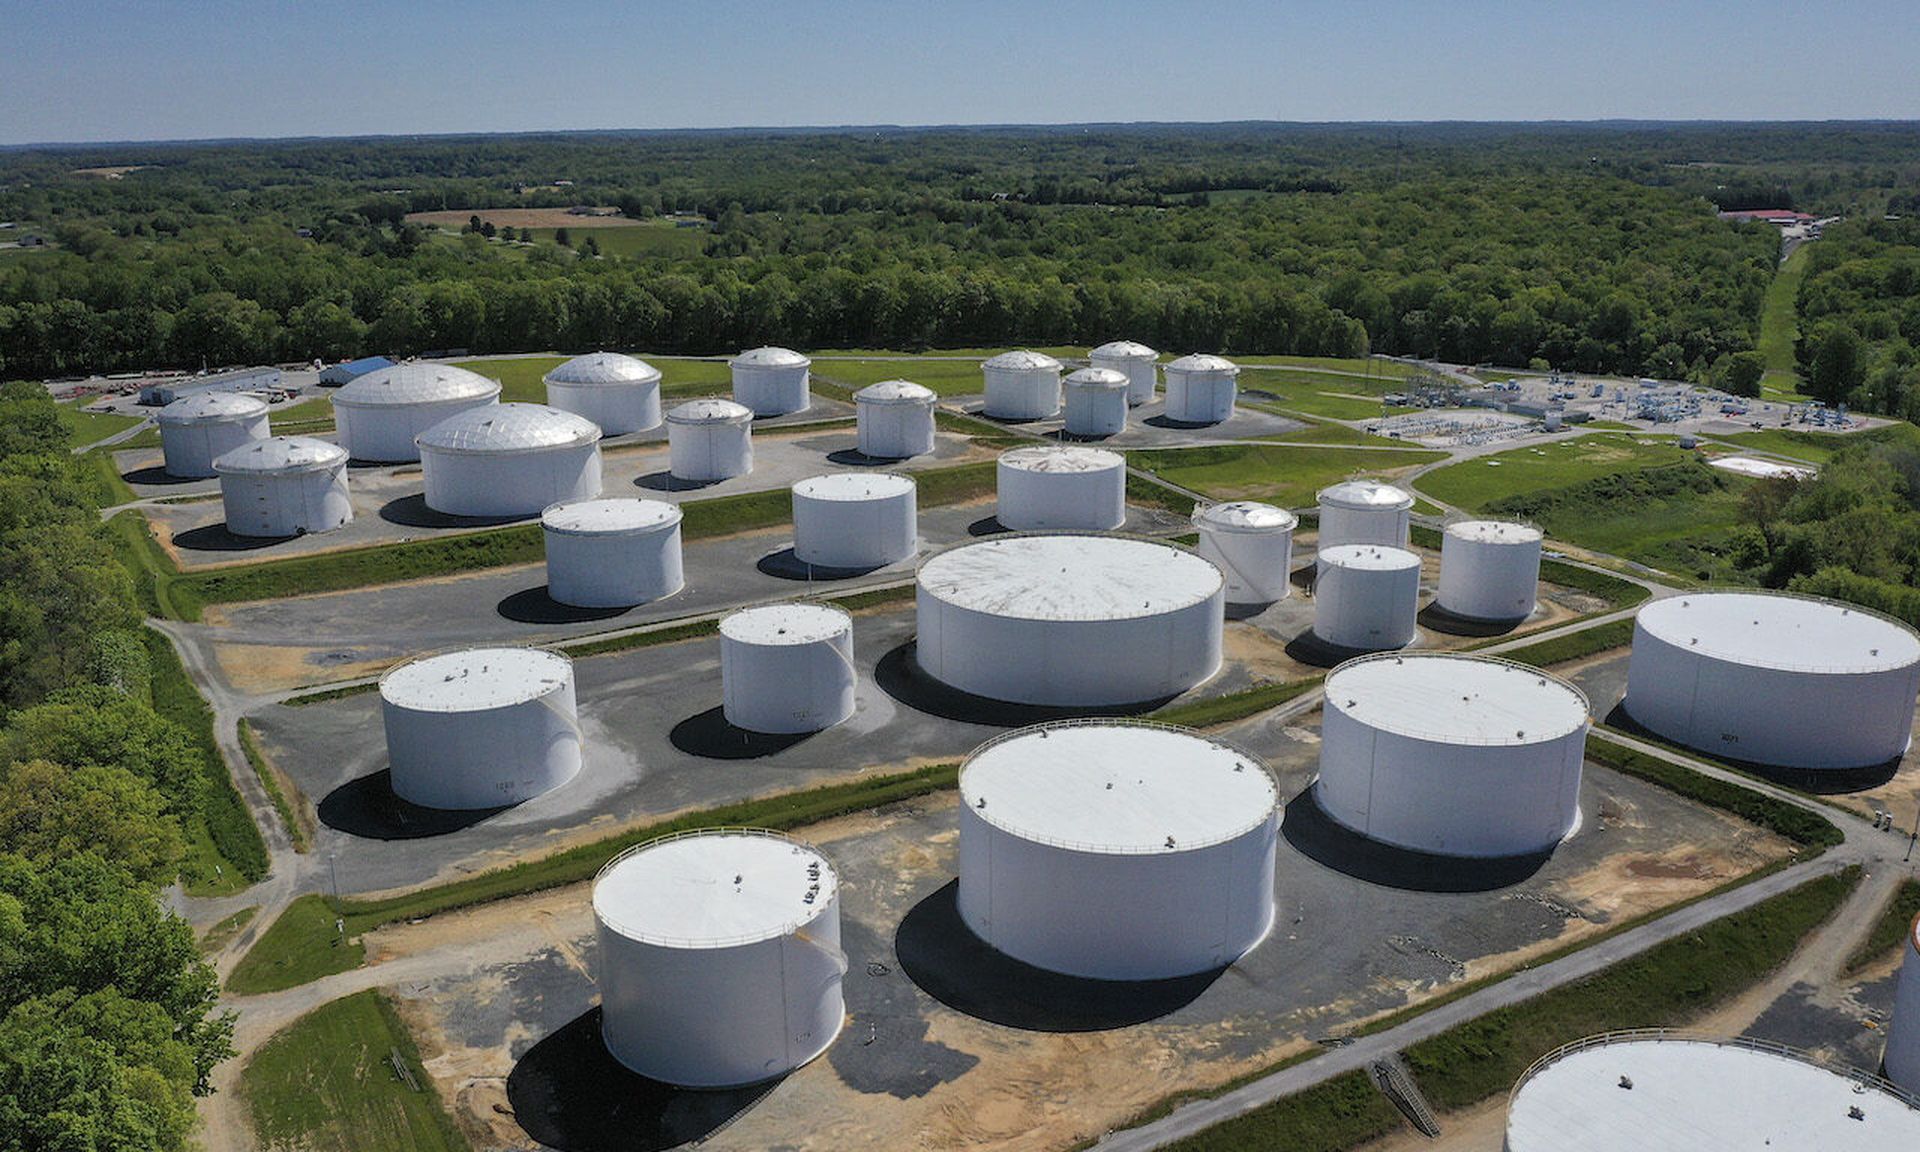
[669,421,753,481]
[722,621,857,734]
[1436,526,1542,622]
[1090,352,1157,406]
[160,413,270,478]
[792,483,917,570]
[1316,501,1411,558]
[856,399,936,459]
[545,379,662,435]
[1886,920,1920,1091]
[732,363,811,417]
[1314,552,1421,651]
[982,365,1061,419]
[382,671,580,809]
[545,525,683,608]
[1164,369,1237,424]
[420,443,601,518]
[1197,527,1294,604]
[336,395,496,463]
[1063,381,1128,437]
[219,465,351,537]
[996,456,1126,531]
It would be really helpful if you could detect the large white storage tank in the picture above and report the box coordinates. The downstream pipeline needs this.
[1089,340,1159,406]
[1436,520,1543,622]
[1162,354,1240,424]
[915,535,1224,707]
[957,721,1278,980]
[212,436,351,537]
[854,380,937,459]
[1623,591,1920,770]
[995,444,1127,531]
[1315,480,1414,559]
[543,351,663,435]
[417,403,602,518]
[333,363,501,463]
[1193,501,1298,604]
[730,346,812,416]
[1313,544,1421,652]
[1061,367,1130,437]
[721,604,856,734]
[157,392,270,478]
[1317,654,1589,857]
[380,647,580,809]
[1886,914,1920,1091]
[981,350,1063,420]
[541,498,684,608]
[594,830,844,1088]
[666,398,754,482]
[791,473,917,570]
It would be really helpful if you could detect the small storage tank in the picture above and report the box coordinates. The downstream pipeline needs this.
[417,403,602,518]
[1193,501,1298,604]
[995,444,1126,531]
[1313,544,1421,652]
[594,830,844,1088]
[1886,913,1920,1091]
[1435,520,1543,622]
[541,498,684,608]
[1162,354,1240,424]
[854,379,937,459]
[981,350,1063,420]
[543,351,664,435]
[1089,340,1159,406]
[1061,367,1131,437]
[730,346,812,416]
[791,473,917,571]
[1317,654,1589,857]
[1315,479,1414,561]
[666,398,754,482]
[212,436,351,537]
[380,647,580,809]
[157,392,271,478]
[333,363,501,463]
[958,721,1278,980]
[721,604,856,734]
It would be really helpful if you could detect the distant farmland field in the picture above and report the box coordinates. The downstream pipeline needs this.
[406,208,709,258]
[406,207,652,229]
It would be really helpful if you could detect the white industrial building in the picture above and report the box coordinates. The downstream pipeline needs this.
[1886,914,1920,1091]
[957,721,1278,980]
[332,362,501,463]
[156,391,270,478]
[1162,353,1240,424]
[995,444,1127,531]
[594,830,844,1088]
[1435,520,1543,622]
[1313,544,1422,652]
[981,350,1063,420]
[666,398,755,482]
[417,403,602,518]
[1089,340,1159,406]
[1623,592,1920,770]
[1193,501,1297,604]
[720,604,857,734]
[543,351,664,435]
[1317,654,1589,857]
[730,346,812,416]
[212,436,351,537]
[854,379,937,459]
[380,647,581,810]
[1315,480,1414,559]
[791,473,917,570]
[915,535,1224,706]
[541,498,683,608]
[1061,367,1130,437]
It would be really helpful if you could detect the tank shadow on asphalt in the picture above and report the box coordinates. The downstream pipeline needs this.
[496,586,633,625]
[754,547,883,582]
[377,493,527,529]
[1603,703,1902,794]
[668,706,816,761]
[317,768,508,840]
[872,642,1172,728]
[632,470,719,493]
[965,514,1008,537]
[170,523,284,552]
[1416,602,1526,638]
[825,448,901,467]
[1281,790,1555,893]
[122,464,203,486]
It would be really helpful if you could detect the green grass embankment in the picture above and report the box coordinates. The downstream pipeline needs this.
[145,628,268,891]
[1500,618,1635,669]
[240,718,308,853]
[1845,878,1920,974]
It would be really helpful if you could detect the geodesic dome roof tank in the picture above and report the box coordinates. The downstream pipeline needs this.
[380,647,581,810]
[332,362,501,463]
[666,398,754,482]
[1062,367,1130,437]
[416,402,602,518]
[854,379,937,459]
[1315,479,1414,559]
[212,435,351,537]
[1162,353,1240,424]
[1089,340,1159,406]
[981,350,1063,420]
[543,351,664,435]
[730,346,812,417]
[1193,500,1298,605]
[157,391,271,478]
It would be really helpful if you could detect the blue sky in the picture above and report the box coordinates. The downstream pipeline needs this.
[4,0,1917,144]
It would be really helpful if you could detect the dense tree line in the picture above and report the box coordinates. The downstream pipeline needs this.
[1794,217,1920,417]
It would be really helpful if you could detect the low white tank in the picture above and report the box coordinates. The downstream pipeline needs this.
[791,473,918,570]
[667,398,754,482]
[594,830,844,1088]
[981,350,1063,420]
[854,379,937,459]
[541,498,684,608]
[332,363,501,463]
[1193,501,1298,604]
[1315,479,1414,563]
[1062,367,1131,437]
[212,436,352,537]
[996,444,1126,531]
[417,403,602,518]
[730,346,812,416]
[1436,520,1543,622]
[1314,544,1421,651]
[1163,354,1240,424]
[380,647,580,810]
[157,392,271,478]
[721,604,856,734]
[543,351,664,435]
[1886,913,1920,1091]
[1089,340,1159,406]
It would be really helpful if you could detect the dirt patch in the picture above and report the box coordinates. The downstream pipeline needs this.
[211,642,397,695]
[405,208,650,229]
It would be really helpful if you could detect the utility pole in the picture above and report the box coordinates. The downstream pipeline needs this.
[1906,801,1918,864]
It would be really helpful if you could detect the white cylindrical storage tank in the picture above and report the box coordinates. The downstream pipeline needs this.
[1089,340,1159,406]
[915,535,1225,707]
[1315,479,1414,562]
[791,473,917,571]
[730,346,812,417]
[720,604,856,734]
[212,436,351,537]
[543,351,663,435]
[1316,654,1589,857]
[541,498,684,608]
[1436,520,1543,622]
[1623,592,1920,770]
[594,830,844,1088]
[854,379,937,459]
[380,647,580,809]
[1061,367,1130,437]
[1162,354,1240,424]
[1313,544,1421,652]
[417,403,602,518]
[1193,501,1298,605]
[666,398,754,482]
[958,721,1278,980]
[156,392,270,478]
[1886,915,1920,1091]
[332,363,501,463]
[980,350,1063,420]
[995,444,1126,531]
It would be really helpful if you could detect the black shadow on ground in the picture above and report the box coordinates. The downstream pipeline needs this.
[378,493,526,529]
[171,524,285,552]
[1143,414,1225,431]
[1289,562,1318,590]
[756,547,883,581]
[1604,702,1903,794]
[874,642,1171,727]
[497,587,632,625]
[317,769,508,840]
[964,405,1048,425]
[966,514,1008,537]
[1225,599,1279,621]
[123,465,204,487]
[634,470,720,493]
[826,448,902,467]
[669,706,816,760]
[507,1007,777,1152]
[1042,428,1118,443]
[1281,789,1554,893]
[1418,603,1527,638]
[1283,629,1400,669]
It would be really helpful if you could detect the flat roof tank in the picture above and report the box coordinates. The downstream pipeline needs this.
[380,647,580,809]
[541,498,683,608]
[996,444,1126,531]
[1313,544,1421,652]
[720,604,856,734]
[1435,520,1543,623]
[791,473,917,571]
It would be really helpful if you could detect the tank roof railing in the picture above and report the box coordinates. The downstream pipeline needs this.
[593,826,833,948]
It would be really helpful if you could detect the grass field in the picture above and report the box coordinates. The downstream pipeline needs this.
[1131,443,1445,507]
[1262,422,1409,448]
[1717,421,1920,464]
[145,628,270,892]
[446,355,731,402]
[267,396,336,433]
[56,400,144,447]
[1500,618,1636,669]
[528,225,706,258]
[1157,1069,1404,1152]
[1758,246,1813,401]
[811,357,989,397]
[227,893,365,994]
[1415,434,1693,510]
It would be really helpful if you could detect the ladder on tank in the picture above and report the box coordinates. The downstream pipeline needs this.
[1368,1054,1441,1138]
